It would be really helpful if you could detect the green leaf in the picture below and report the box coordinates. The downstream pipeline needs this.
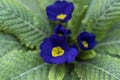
[48,64,66,80]
[0,0,51,49]
[11,63,52,80]
[0,50,44,80]
[78,50,96,60]
[67,0,91,38]
[95,23,120,57]
[63,71,80,80]
[36,0,54,15]
[0,32,26,58]
[0,32,51,79]
[0,32,47,79]
[75,55,120,80]
[82,0,120,41]
[17,0,42,14]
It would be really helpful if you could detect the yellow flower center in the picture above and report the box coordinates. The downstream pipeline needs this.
[58,33,63,36]
[57,14,67,20]
[52,46,64,57]
[82,41,89,48]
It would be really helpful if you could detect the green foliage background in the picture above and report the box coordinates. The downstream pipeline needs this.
[0,0,120,80]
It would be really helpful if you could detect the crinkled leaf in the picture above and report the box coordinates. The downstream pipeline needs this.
[11,63,52,80]
[82,0,120,41]
[0,32,26,58]
[0,49,44,80]
[75,55,120,80]
[0,0,51,49]
[0,32,51,80]
[95,23,120,57]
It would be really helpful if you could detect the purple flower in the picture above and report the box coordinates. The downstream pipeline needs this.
[40,34,78,64]
[54,24,71,37]
[46,1,74,22]
[77,32,97,50]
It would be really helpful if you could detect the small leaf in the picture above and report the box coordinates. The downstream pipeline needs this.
[48,64,66,80]
[79,50,96,60]
[67,0,91,38]
[63,71,80,80]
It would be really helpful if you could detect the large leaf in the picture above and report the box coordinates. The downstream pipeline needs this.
[95,23,120,57]
[75,55,120,80]
[0,32,48,80]
[0,0,51,49]
[82,0,120,41]
[11,63,52,80]
[0,50,44,80]
[17,0,42,14]
[0,32,26,58]
[0,32,52,80]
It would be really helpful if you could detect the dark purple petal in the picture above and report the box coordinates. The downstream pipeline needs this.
[54,25,66,34]
[66,48,78,63]
[87,34,95,43]
[50,34,68,50]
[54,25,71,37]
[40,38,53,56]
[88,42,97,49]
[64,2,74,15]
[63,15,72,22]
[46,6,59,21]
[77,32,97,50]
[46,1,74,22]
[50,54,67,64]
[54,1,68,9]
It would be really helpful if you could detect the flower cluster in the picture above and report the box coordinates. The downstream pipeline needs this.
[40,1,97,64]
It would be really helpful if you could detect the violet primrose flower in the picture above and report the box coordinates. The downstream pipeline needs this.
[54,24,71,37]
[40,34,78,64]
[46,1,74,22]
[77,32,97,50]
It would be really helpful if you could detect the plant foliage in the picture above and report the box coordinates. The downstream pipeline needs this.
[0,0,120,80]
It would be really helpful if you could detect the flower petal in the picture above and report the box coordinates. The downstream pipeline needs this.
[64,2,74,15]
[50,34,68,50]
[50,54,67,64]
[46,1,74,22]
[77,32,97,50]
[66,48,78,63]
[40,38,53,56]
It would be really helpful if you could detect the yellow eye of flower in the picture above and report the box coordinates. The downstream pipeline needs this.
[58,33,63,36]
[57,14,67,20]
[52,46,64,57]
[82,41,89,48]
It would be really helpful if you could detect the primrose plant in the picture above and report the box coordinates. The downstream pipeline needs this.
[0,0,120,80]
[40,1,97,64]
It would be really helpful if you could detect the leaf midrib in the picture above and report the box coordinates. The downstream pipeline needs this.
[0,40,19,44]
[10,63,47,80]
[94,0,114,23]
[83,62,119,80]
[0,1,47,36]
[96,40,120,48]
